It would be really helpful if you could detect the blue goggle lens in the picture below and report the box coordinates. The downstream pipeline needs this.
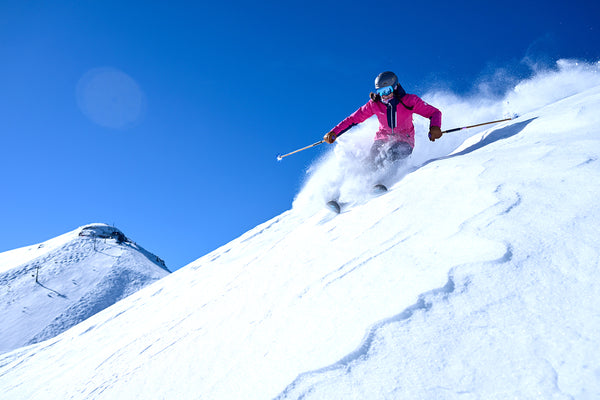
[376,86,394,96]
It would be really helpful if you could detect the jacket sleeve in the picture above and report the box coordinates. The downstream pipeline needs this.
[407,94,442,128]
[331,101,375,137]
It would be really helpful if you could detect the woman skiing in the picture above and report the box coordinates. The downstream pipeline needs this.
[323,71,443,167]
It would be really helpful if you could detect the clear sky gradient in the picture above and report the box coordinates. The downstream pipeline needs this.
[1,1,599,271]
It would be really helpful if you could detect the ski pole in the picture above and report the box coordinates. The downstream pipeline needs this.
[278,117,517,160]
[276,140,324,161]
[441,117,516,134]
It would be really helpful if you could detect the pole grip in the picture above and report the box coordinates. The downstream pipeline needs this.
[441,127,463,134]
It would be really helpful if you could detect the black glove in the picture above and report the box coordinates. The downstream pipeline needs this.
[323,131,337,144]
[428,126,442,142]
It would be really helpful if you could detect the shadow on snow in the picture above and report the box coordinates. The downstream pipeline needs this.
[422,118,537,167]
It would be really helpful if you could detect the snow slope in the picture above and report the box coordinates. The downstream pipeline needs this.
[0,61,599,399]
[0,223,169,354]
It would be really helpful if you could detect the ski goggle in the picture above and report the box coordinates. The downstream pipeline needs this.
[376,85,395,97]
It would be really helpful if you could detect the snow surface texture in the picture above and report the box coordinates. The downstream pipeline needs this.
[0,60,599,399]
[0,223,169,354]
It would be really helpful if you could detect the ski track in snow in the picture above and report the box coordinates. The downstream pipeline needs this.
[276,193,518,399]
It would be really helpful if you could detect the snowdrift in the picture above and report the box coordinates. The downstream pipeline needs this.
[0,60,599,399]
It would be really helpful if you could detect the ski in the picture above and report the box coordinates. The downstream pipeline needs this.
[373,184,388,194]
[326,200,341,214]
[325,184,388,214]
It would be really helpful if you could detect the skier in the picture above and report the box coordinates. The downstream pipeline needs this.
[323,71,443,167]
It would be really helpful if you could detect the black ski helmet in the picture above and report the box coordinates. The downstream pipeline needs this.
[374,71,398,89]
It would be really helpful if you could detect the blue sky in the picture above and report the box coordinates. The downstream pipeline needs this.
[1,1,598,271]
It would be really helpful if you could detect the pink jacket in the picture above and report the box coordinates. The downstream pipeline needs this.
[331,94,442,148]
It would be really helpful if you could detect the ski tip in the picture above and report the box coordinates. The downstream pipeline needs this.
[326,200,341,214]
[373,184,388,194]
[276,154,283,161]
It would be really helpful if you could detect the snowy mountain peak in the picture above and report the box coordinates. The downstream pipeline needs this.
[77,223,168,270]
[78,223,128,242]
[0,223,170,354]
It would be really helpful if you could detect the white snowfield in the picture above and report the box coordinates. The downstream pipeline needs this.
[0,223,169,355]
[1,61,599,399]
